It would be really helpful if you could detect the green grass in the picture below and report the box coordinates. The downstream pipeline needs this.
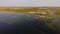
[33,14,54,20]
[42,15,54,19]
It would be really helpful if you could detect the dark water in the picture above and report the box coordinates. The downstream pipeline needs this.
[0,12,59,34]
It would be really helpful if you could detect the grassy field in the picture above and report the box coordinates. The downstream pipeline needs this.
[0,7,58,20]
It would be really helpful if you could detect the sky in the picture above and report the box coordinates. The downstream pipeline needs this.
[0,0,60,7]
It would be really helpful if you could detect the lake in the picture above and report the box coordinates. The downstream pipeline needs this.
[0,11,59,34]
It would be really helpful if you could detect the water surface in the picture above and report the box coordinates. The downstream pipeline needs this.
[0,11,59,34]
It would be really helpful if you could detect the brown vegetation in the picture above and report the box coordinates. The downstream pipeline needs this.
[0,7,60,14]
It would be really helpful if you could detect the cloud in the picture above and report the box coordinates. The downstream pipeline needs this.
[0,0,60,7]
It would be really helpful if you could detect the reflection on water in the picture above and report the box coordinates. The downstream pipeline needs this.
[54,15,60,22]
[0,11,60,34]
[50,11,55,17]
[0,12,34,24]
[50,11,60,22]
[0,11,60,23]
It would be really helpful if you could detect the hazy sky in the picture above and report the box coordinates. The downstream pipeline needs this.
[0,0,60,7]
